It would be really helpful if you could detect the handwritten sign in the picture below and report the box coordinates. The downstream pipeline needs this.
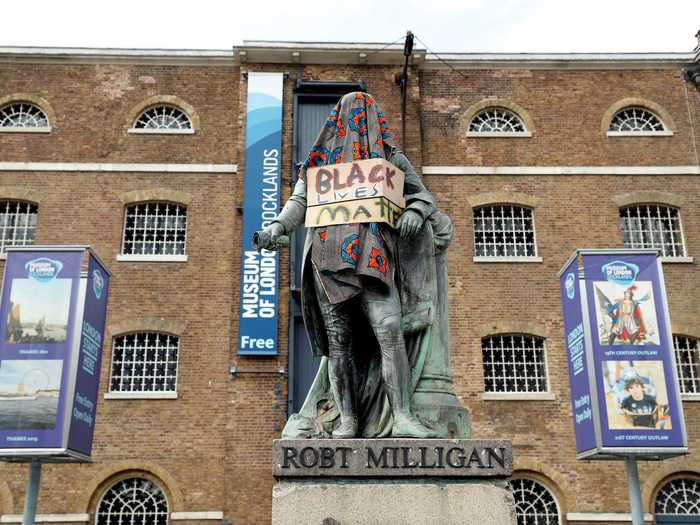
[305,159,405,228]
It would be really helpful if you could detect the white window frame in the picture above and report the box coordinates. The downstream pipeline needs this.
[0,102,51,133]
[95,477,170,525]
[129,104,194,135]
[473,204,542,263]
[106,332,180,400]
[466,107,532,137]
[118,201,188,263]
[673,334,700,401]
[480,334,554,400]
[0,200,38,258]
[619,204,690,262]
[510,477,562,525]
[654,477,700,516]
[607,107,672,137]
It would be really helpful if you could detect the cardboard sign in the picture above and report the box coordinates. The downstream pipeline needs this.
[305,158,405,228]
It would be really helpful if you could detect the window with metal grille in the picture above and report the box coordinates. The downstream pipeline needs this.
[482,335,548,393]
[609,107,665,132]
[654,478,700,515]
[469,107,526,133]
[510,478,560,525]
[96,477,169,525]
[619,205,686,258]
[122,202,187,256]
[0,201,38,254]
[133,105,192,131]
[474,205,537,258]
[110,333,179,393]
[673,335,700,395]
[0,102,49,129]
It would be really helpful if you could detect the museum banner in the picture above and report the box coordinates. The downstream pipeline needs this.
[0,246,110,461]
[238,72,283,356]
[559,249,687,459]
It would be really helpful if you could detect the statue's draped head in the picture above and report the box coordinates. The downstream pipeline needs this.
[300,92,398,179]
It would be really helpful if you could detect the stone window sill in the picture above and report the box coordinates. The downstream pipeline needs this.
[128,128,195,135]
[660,256,694,263]
[606,131,673,137]
[481,392,556,401]
[466,131,532,138]
[0,127,52,134]
[117,254,188,262]
[104,391,178,400]
[473,256,543,263]
[681,394,700,402]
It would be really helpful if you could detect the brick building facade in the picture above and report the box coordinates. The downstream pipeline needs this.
[0,36,699,524]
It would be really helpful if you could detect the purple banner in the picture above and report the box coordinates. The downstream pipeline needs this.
[67,253,109,456]
[560,250,687,458]
[0,250,82,450]
[559,256,596,455]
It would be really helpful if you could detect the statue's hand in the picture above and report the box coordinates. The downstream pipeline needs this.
[397,209,423,240]
[253,223,285,251]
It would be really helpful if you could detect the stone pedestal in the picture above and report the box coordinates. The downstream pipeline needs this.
[272,439,516,525]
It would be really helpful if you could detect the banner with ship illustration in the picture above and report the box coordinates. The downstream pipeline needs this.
[0,247,110,461]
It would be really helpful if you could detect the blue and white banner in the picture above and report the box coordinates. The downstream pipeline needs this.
[238,72,283,356]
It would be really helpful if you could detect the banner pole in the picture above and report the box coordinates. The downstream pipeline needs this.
[626,456,644,525]
[22,460,42,525]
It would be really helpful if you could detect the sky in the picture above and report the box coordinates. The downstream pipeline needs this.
[1,0,699,54]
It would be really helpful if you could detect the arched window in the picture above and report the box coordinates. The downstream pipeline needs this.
[673,335,700,395]
[482,335,548,394]
[0,200,38,254]
[132,105,192,132]
[473,205,538,259]
[121,202,187,257]
[109,332,179,394]
[469,107,527,134]
[510,478,560,524]
[0,102,50,131]
[96,477,169,525]
[654,477,700,517]
[619,204,686,258]
[609,107,666,133]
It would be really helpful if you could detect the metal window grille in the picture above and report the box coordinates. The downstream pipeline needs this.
[609,107,665,132]
[122,202,187,256]
[134,105,191,130]
[110,332,179,393]
[619,205,685,257]
[469,107,526,133]
[96,477,169,525]
[474,205,537,258]
[0,102,49,128]
[482,335,548,393]
[654,478,700,515]
[0,201,38,253]
[673,335,700,395]
[510,478,560,525]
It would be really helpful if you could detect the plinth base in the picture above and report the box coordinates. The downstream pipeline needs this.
[272,439,515,524]
[272,479,516,525]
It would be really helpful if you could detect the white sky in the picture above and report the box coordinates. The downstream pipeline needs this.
[2,0,699,53]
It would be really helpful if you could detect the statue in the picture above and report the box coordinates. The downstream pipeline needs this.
[256,92,469,439]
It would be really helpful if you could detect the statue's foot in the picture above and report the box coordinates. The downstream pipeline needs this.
[392,414,438,438]
[332,417,358,439]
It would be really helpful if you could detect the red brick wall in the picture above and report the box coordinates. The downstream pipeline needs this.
[0,56,698,524]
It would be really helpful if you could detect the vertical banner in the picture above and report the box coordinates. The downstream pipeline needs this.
[0,247,110,461]
[559,249,687,459]
[67,252,110,456]
[238,72,283,356]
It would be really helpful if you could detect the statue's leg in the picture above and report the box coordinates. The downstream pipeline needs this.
[361,282,436,438]
[314,275,357,439]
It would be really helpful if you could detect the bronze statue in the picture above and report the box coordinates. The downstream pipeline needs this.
[256,92,469,439]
